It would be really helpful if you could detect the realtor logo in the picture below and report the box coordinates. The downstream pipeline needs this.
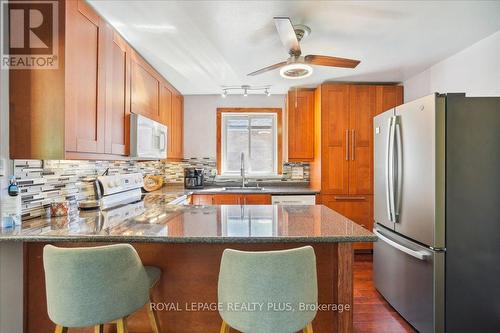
[1,0,58,69]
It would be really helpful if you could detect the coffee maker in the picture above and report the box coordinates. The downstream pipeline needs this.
[184,168,204,189]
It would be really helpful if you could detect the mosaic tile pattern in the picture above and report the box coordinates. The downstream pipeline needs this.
[13,159,165,220]
[12,158,310,221]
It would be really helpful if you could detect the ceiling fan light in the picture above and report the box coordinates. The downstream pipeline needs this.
[279,63,313,79]
[243,88,248,97]
[221,89,227,98]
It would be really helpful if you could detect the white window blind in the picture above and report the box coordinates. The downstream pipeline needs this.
[221,113,277,176]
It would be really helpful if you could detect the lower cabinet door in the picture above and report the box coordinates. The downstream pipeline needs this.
[242,194,272,205]
[320,194,373,250]
[191,194,214,205]
[191,194,272,205]
[212,194,241,205]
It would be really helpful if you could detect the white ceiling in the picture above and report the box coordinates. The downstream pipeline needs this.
[88,0,500,95]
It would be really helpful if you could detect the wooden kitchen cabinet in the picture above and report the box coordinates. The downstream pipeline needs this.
[319,84,402,196]
[348,85,376,195]
[130,54,161,122]
[105,26,131,156]
[191,194,214,205]
[65,0,107,155]
[212,194,242,205]
[191,194,272,205]
[169,93,184,160]
[375,85,404,116]
[9,0,183,160]
[320,194,373,250]
[160,85,183,161]
[320,84,350,195]
[312,84,403,249]
[287,89,315,161]
[241,194,272,205]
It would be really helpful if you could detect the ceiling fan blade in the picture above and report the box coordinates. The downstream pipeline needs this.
[305,55,360,68]
[274,17,301,56]
[247,61,287,76]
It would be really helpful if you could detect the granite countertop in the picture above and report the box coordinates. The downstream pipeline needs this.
[189,186,320,195]
[0,196,376,243]
[152,184,320,203]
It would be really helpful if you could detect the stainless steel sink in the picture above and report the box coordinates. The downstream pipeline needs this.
[222,187,264,191]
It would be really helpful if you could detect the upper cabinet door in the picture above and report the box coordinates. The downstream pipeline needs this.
[105,28,130,156]
[375,86,404,116]
[348,85,376,195]
[287,90,315,161]
[321,85,350,194]
[65,0,106,154]
[130,56,160,122]
[160,84,173,157]
[170,93,184,160]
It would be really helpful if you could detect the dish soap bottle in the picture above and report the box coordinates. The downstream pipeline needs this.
[1,177,22,228]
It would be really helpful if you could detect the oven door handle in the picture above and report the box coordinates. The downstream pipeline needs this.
[374,229,430,261]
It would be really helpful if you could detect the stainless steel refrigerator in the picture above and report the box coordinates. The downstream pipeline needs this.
[373,93,500,333]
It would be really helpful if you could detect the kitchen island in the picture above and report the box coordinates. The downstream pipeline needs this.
[0,202,376,333]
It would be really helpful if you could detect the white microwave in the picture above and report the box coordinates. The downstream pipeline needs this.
[130,114,167,159]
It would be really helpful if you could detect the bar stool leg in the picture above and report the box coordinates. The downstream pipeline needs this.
[220,320,230,333]
[94,324,104,333]
[302,322,314,333]
[54,325,67,333]
[146,300,160,333]
[116,317,128,333]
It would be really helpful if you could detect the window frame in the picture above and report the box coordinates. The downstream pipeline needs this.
[217,108,283,176]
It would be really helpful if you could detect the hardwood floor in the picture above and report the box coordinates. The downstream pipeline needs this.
[353,254,417,333]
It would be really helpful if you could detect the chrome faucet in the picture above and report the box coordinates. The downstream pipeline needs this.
[240,152,246,188]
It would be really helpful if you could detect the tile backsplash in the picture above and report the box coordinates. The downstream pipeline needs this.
[12,158,309,221]
[13,159,165,220]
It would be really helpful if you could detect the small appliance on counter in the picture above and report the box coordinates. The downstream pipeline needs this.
[184,168,204,189]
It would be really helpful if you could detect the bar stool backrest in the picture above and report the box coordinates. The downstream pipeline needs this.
[218,246,318,333]
[43,244,151,327]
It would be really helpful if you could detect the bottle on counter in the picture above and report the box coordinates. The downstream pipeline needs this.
[1,176,22,228]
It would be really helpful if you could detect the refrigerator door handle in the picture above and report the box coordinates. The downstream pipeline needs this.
[394,119,403,222]
[386,117,396,222]
[374,229,430,260]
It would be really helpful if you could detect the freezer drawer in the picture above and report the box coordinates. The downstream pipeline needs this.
[374,225,444,333]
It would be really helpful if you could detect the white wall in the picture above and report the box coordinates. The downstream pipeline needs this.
[404,30,500,102]
[183,94,286,158]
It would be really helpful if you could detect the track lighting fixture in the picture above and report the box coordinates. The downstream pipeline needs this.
[220,85,272,97]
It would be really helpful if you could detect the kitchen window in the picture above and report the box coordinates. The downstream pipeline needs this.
[217,108,282,176]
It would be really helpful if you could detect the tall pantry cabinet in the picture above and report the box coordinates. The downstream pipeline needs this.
[314,84,403,250]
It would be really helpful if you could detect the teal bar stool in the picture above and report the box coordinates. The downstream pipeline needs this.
[218,246,318,333]
[43,244,161,333]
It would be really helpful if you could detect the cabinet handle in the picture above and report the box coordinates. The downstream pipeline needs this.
[345,129,349,161]
[334,196,366,200]
[351,129,355,161]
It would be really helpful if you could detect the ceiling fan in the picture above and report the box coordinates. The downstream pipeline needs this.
[248,17,360,79]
